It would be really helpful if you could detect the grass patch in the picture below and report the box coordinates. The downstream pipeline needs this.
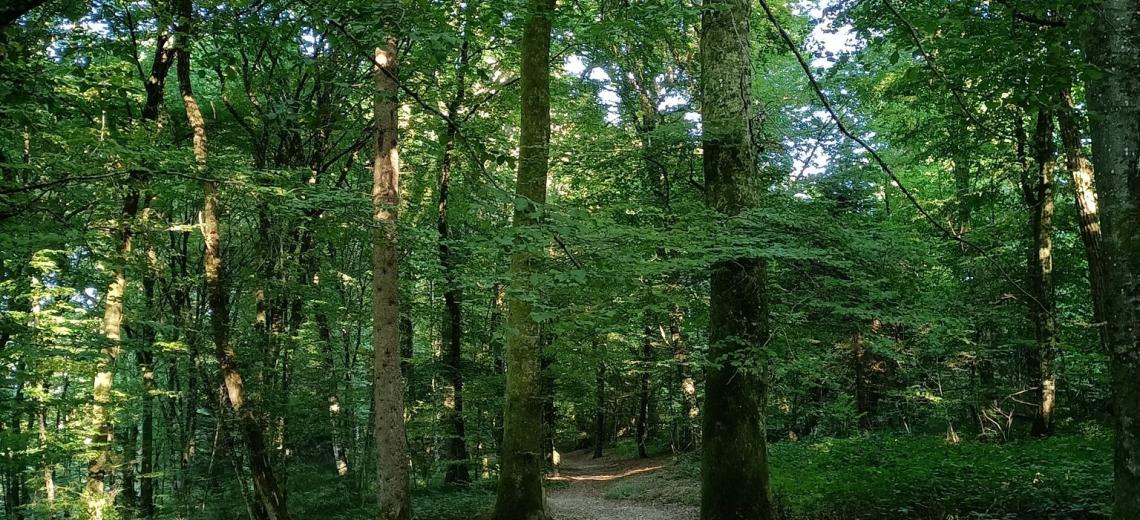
[604,432,1112,519]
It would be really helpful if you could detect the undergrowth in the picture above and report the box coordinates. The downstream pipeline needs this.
[606,431,1112,519]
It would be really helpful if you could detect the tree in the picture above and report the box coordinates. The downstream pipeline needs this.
[371,31,412,520]
[1084,1,1140,517]
[175,0,290,517]
[700,0,776,518]
[1021,110,1058,436]
[493,0,555,518]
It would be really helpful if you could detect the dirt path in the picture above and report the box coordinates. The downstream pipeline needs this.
[546,449,697,520]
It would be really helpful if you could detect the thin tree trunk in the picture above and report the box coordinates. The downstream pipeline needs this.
[636,326,652,459]
[135,17,172,518]
[137,230,158,519]
[700,0,775,518]
[1084,2,1140,517]
[174,0,289,517]
[1057,88,1107,349]
[671,311,699,451]
[371,36,412,520]
[440,32,471,486]
[593,346,605,459]
[86,171,140,520]
[493,1,555,517]
[36,383,54,518]
[1023,111,1058,437]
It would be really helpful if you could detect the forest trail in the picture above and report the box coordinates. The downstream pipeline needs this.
[546,449,697,520]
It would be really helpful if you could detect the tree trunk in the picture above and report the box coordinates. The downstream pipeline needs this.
[636,326,652,459]
[371,36,413,520]
[593,348,606,459]
[1084,3,1140,517]
[175,0,289,518]
[493,1,555,518]
[1022,111,1058,437]
[700,0,775,518]
[1057,88,1107,349]
[440,33,471,486]
[669,309,700,452]
[86,172,139,520]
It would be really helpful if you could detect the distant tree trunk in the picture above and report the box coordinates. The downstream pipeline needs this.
[671,310,699,451]
[36,381,54,517]
[539,332,557,471]
[86,168,139,520]
[135,18,172,518]
[174,0,289,517]
[440,32,471,486]
[1022,111,1058,437]
[700,0,775,518]
[1084,3,1140,517]
[493,1,555,518]
[489,284,506,451]
[593,346,606,459]
[1057,88,1107,349]
[371,36,412,520]
[636,326,652,459]
[851,332,871,429]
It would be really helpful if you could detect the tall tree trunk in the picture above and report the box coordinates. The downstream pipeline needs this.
[1023,111,1058,437]
[137,230,158,519]
[174,1,289,517]
[440,32,471,486]
[371,36,412,520]
[1057,88,1107,349]
[493,1,555,517]
[86,170,140,520]
[1085,2,1140,517]
[135,19,172,518]
[700,0,775,518]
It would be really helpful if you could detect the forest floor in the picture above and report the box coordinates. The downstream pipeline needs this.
[546,449,697,520]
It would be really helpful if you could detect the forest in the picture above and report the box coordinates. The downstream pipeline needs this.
[1,0,1139,518]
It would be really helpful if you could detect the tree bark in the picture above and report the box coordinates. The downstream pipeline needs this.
[86,168,139,520]
[440,32,471,486]
[593,344,606,459]
[636,326,652,459]
[1084,2,1140,517]
[371,37,412,520]
[1057,88,1107,349]
[700,0,775,518]
[672,311,699,451]
[174,0,289,517]
[1022,111,1058,437]
[493,1,555,518]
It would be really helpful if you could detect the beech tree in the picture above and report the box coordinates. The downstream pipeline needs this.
[699,0,775,518]
[1084,1,1140,517]
[493,0,555,518]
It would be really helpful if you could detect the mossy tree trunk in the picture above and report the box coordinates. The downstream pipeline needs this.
[699,0,775,518]
[1085,2,1140,517]
[493,0,555,518]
